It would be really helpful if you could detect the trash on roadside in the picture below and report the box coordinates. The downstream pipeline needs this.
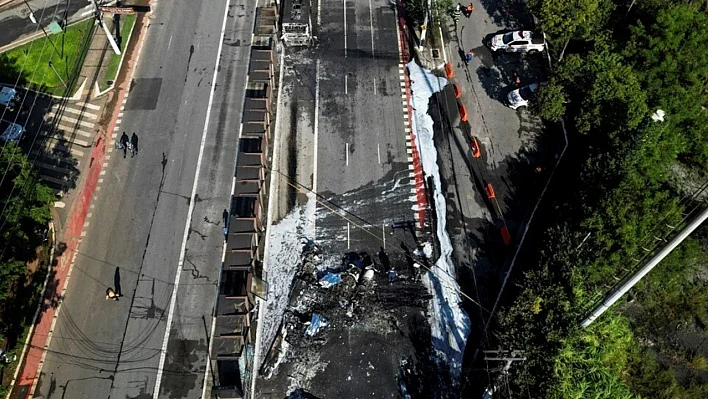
[304,314,329,337]
[319,272,342,288]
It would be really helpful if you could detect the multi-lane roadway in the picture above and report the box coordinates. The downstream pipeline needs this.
[33,1,256,398]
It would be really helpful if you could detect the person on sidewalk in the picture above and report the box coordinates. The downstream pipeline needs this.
[105,287,120,300]
[466,50,474,65]
[130,133,139,156]
[463,3,473,17]
[119,132,129,158]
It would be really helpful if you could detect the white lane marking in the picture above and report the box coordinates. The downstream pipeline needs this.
[382,222,386,248]
[368,0,375,58]
[314,60,320,192]
[373,78,377,95]
[344,75,348,94]
[152,0,231,396]
[377,143,381,164]
[167,35,173,52]
[347,222,350,249]
[317,0,322,28]
[345,142,349,166]
[343,0,347,58]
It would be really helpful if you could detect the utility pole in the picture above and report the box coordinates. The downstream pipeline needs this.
[581,206,708,328]
[89,0,121,55]
[482,349,526,398]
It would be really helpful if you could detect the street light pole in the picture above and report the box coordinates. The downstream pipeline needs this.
[89,0,121,55]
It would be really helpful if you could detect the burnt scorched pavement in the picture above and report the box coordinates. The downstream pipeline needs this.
[258,243,457,398]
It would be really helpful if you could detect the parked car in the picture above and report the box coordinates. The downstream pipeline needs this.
[488,31,546,53]
[0,86,21,111]
[0,119,24,142]
[507,83,540,109]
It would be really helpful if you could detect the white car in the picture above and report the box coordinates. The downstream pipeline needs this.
[0,119,24,142]
[489,31,546,53]
[507,83,539,109]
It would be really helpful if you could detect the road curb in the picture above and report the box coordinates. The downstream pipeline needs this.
[94,13,138,98]
[395,2,428,231]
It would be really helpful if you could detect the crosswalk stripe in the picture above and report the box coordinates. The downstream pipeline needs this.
[47,114,95,128]
[49,106,98,120]
[75,102,100,111]
[32,146,86,159]
[53,123,95,138]
[35,161,76,175]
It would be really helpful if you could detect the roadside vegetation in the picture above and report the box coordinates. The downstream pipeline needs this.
[0,143,54,395]
[489,1,708,397]
[100,14,137,91]
[2,19,93,96]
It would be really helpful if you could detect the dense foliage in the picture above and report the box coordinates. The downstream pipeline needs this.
[495,1,708,397]
[0,143,53,315]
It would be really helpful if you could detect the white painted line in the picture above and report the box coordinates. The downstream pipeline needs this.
[167,35,173,52]
[80,9,93,18]
[86,212,92,219]
[347,222,350,249]
[49,106,98,120]
[382,222,386,248]
[377,143,381,164]
[115,119,122,125]
[345,75,348,94]
[118,112,124,118]
[75,101,100,111]
[317,0,322,27]
[153,1,231,396]
[102,162,109,168]
[343,0,347,58]
[313,59,320,196]
[373,79,377,95]
[345,142,349,166]
[407,156,414,162]
[368,0,375,58]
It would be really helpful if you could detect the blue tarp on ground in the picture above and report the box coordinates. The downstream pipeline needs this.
[318,272,342,288]
[304,314,329,337]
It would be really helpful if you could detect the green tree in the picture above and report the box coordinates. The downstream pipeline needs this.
[529,0,614,58]
[0,144,54,301]
[624,4,708,167]
[534,80,566,121]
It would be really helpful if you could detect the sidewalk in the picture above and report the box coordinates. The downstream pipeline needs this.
[7,11,144,399]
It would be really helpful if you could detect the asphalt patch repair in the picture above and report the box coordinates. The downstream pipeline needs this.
[257,244,458,398]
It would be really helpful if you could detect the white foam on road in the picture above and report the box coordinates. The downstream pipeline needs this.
[259,191,317,362]
[408,60,471,378]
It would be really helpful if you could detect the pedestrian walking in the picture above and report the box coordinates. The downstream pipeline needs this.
[388,268,397,283]
[130,133,139,156]
[466,50,474,65]
[463,3,473,17]
[119,132,129,158]
[511,70,521,87]
[105,287,120,300]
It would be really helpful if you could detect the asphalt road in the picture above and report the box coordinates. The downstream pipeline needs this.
[0,0,111,49]
[33,1,255,398]
[314,0,416,263]
[255,0,425,397]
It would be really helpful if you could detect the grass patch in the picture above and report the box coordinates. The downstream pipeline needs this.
[100,14,137,91]
[3,20,94,96]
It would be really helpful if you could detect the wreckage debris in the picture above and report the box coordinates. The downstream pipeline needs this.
[304,314,329,337]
